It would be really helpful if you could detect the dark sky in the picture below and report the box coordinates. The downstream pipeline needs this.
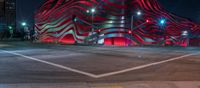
[16,0,44,27]
[16,0,200,26]
[158,0,200,23]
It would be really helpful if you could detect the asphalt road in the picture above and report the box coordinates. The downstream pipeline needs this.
[0,41,200,85]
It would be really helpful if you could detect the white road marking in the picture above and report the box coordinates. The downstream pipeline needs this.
[95,53,199,78]
[0,44,11,47]
[9,49,49,53]
[0,50,199,78]
[0,50,98,78]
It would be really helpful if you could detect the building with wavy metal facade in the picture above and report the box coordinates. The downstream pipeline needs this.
[35,0,200,46]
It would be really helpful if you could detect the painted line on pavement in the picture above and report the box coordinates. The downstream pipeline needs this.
[94,52,199,78]
[0,50,98,78]
[0,50,199,78]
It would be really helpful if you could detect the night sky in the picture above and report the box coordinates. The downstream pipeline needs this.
[159,0,200,23]
[16,0,200,26]
[16,0,44,28]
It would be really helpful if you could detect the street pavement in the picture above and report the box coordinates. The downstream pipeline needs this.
[0,41,200,88]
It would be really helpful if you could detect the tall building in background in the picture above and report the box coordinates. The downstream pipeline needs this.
[0,0,16,34]
[5,0,16,30]
[0,0,5,31]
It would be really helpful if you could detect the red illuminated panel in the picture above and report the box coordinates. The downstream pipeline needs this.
[58,34,75,44]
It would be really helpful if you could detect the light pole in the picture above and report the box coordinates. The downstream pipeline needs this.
[131,15,134,31]
[8,26,13,39]
[86,0,104,44]
[182,30,189,46]
[131,20,150,30]
[158,18,168,46]
[91,8,95,35]
[21,22,30,40]
[86,8,96,44]
[131,11,142,31]
[130,15,168,46]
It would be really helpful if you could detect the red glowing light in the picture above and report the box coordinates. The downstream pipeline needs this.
[146,20,150,23]
[128,30,132,34]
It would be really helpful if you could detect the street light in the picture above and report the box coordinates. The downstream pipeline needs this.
[146,19,150,23]
[131,11,143,30]
[89,8,96,36]
[8,26,12,30]
[136,11,142,16]
[159,19,166,25]
[8,26,13,39]
[91,8,96,13]
[181,30,189,46]
[21,22,27,27]
[86,0,104,44]
[86,8,97,44]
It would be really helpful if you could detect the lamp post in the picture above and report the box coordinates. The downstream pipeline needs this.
[8,26,13,39]
[130,14,168,46]
[182,30,189,46]
[21,22,29,40]
[131,20,150,30]
[131,11,142,31]
[158,18,168,46]
[86,0,104,44]
[91,8,95,35]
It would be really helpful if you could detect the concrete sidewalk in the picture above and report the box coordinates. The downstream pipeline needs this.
[0,81,200,88]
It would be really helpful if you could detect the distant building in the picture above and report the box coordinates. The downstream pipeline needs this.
[0,0,16,34]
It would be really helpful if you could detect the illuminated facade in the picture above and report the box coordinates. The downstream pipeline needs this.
[35,0,200,46]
